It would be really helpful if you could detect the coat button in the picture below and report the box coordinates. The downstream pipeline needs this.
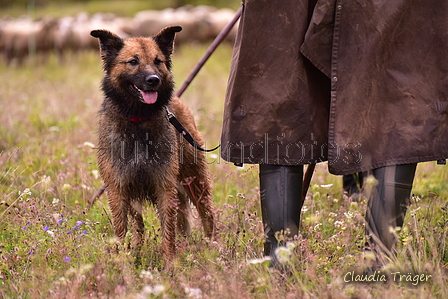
[332,76,338,82]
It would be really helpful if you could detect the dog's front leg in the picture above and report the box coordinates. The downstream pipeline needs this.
[130,200,144,249]
[107,187,130,243]
[157,187,178,268]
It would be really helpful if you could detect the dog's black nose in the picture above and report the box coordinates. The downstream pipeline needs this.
[146,75,160,87]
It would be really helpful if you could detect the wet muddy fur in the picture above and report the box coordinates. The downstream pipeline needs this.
[91,26,215,267]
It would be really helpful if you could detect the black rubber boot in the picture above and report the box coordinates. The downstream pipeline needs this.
[343,172,364,197]
[259,164,303,263]
[365,163,417,262]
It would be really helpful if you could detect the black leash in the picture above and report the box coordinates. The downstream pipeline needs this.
[166,107,220,152]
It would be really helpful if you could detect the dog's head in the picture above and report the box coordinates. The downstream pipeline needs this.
[91,26,182,107]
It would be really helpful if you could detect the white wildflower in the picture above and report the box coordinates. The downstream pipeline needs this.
[52,198,60,204]
[19,188,32,196]
[344,211,354,218]
[62,184,71,192]
[138,284,165,298]
[247,256,271,265]
[41,175,51,188]
[81,184,91,190]
[236,193,246,199]
[49,126,60,132]
[91,170,100,180]
[185,286,203,299]
[320,183,333,188]
[301,205,308,212]
[83,141,95,148]
[334,220,344,229]
[139,270,153,280]
[274,246,292,264]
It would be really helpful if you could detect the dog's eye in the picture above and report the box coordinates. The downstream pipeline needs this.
[154,58,163,65]
[128,58,139,66]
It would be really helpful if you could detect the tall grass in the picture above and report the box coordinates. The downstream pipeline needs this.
[0,43,447,298]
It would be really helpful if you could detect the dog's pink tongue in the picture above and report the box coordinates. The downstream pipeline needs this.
[141,90,158,104]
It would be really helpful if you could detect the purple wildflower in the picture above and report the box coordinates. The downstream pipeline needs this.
[73,220,84,230]
[57,215,64,224]
[63,256,71,262]
[43,225,49,232]
[22,221,30,230]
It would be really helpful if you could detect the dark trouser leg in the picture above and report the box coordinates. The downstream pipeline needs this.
[365,163,417,258]
[259,164,303,258]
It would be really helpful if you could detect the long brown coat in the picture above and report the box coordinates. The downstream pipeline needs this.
[220,0,448,175]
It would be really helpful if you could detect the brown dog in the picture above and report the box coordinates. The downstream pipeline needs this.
[90,26,215,266]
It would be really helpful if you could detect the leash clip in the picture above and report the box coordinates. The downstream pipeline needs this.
[166,107,175,120]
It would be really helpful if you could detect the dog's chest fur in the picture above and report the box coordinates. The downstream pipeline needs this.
[98,106,179,199]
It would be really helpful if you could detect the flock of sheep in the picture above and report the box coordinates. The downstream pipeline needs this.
[0,5,238,65]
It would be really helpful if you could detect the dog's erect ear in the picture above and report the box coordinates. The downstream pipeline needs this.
[154,26,182,57]
[90,30,124,65]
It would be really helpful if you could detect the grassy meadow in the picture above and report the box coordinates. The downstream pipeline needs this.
[0,41,447,298]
